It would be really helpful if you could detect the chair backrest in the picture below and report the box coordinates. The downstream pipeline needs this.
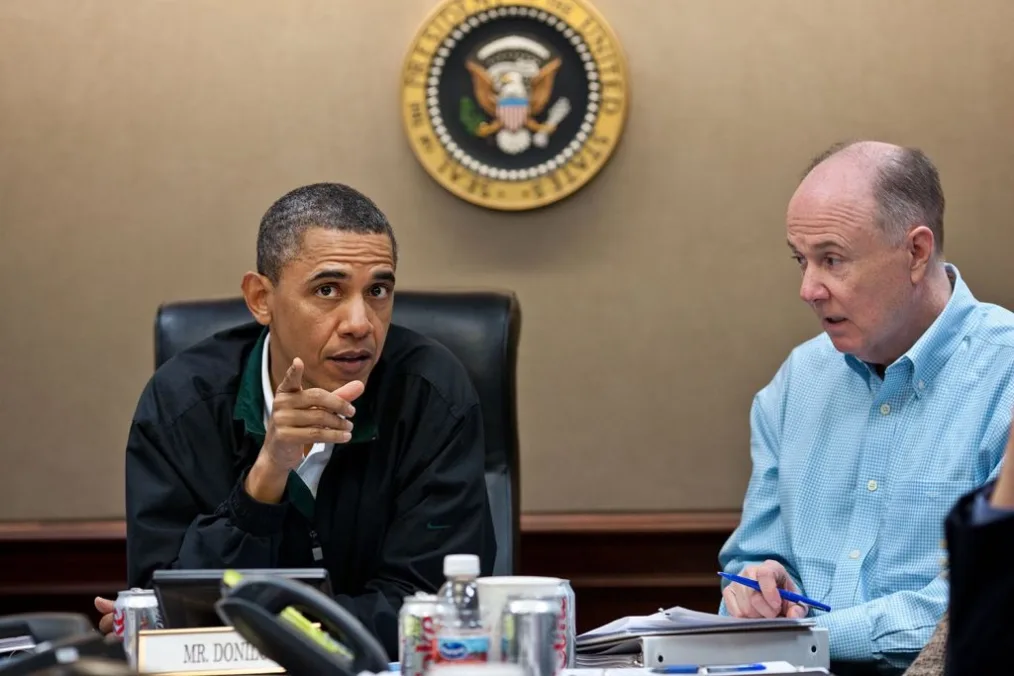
[153,291,521,575]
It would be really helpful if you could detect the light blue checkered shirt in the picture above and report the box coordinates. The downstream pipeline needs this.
[718,264,1014,670]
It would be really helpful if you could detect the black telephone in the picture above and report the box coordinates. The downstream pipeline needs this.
[215,574,389,676]
[0,613,129,676]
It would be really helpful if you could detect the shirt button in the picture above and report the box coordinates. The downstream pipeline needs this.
[867,479,878,492]
[849,550,860,559]
[880,403,891,415]
[917,380,926,390]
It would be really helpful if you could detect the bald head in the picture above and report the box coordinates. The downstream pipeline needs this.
[787,141,951,366]
[798,140,945,254]
[803,140,900,177]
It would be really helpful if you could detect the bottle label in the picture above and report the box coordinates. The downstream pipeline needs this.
[434,635,489,663]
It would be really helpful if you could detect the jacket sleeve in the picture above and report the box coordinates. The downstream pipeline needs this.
[332,399,493,659]
[718,361,804,613]
[125,383,290,588]
[944,482,1014,675]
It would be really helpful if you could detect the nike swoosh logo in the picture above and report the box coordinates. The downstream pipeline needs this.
[427,522,451,530]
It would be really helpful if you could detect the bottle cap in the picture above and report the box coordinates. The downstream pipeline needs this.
[443,554,480,577]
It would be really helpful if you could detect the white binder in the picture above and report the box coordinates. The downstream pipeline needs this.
[640,627,830,670]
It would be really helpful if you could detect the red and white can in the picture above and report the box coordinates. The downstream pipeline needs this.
[556,580,576,669]
[398,592,439,676]
[112,588,162,667]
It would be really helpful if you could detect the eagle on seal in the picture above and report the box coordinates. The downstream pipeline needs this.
[465,57,563,138]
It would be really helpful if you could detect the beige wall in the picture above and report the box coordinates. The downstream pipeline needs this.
[1,0,1013,520]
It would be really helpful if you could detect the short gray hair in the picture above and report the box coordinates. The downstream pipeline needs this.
[804,141,945,254]
[256,182,397,283]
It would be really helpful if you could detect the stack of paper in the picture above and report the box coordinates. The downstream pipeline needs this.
[573,653,643,668]
[574,607,816,668]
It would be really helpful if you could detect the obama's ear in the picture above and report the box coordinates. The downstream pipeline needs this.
[241,271,274,326]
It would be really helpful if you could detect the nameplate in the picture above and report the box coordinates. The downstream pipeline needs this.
[137,626,284,675]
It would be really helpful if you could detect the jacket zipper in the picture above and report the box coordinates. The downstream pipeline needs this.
[309,528,324,563]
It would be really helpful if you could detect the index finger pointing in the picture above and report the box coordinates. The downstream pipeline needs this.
[277,358,304,394]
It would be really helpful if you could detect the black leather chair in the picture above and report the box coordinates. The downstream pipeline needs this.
[153,291,521,575]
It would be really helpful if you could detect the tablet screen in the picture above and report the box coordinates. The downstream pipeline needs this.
[151,568,333,629]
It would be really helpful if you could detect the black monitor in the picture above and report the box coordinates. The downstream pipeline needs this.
[151,568,333,629]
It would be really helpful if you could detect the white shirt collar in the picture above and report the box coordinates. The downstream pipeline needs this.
[261,331,275,425]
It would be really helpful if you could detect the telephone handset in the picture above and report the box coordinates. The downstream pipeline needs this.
[215,574,389,676]
[0,613,129,676]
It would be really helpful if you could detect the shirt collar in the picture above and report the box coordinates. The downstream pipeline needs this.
[845,263,979,394]
[902,264,979,392]
[233,328,379,442]
[261,332,275,424]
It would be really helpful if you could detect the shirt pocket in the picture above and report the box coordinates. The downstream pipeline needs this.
[877,480,954,593]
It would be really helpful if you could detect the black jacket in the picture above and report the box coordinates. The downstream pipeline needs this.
[943,481,1014,674]
[125,321,495,657]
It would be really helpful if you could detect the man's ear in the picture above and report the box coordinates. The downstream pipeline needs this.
[241,271,274,326]
[907,225,936,284]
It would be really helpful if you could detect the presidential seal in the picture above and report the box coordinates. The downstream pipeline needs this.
[401,0,629,211]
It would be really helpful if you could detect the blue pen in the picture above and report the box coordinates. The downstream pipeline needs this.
[719,572,832,612]
[651,667,700,674]
[705,666,767,674]
[652,664,766,674]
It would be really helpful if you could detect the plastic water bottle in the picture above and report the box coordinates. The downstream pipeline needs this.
[433,554,489,664]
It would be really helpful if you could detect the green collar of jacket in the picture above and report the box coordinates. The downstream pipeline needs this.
[232,328,378,444]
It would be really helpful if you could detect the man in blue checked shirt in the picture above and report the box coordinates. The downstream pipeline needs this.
[718,140,1014,673]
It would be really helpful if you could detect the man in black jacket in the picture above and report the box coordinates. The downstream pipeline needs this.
[94,182,495,657]
[941,412,1014,674]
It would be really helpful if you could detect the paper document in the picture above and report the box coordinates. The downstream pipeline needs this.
[575,653,642,668]
[577,606,816,652]
[561,664,826,675]
[570,666,801,674]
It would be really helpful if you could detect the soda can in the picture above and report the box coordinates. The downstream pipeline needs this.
[398,592,439,676]
[557,580,576,669]
[501,597,561,676]
[112,588,162,668]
